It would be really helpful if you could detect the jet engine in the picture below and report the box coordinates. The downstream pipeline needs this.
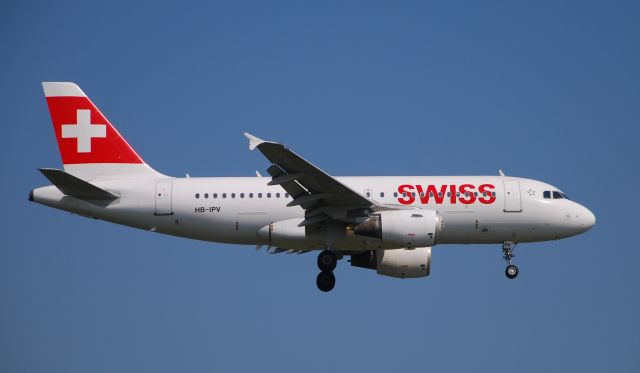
[350,247,432,278]
[353,209,443,248]
[256,218,323,249]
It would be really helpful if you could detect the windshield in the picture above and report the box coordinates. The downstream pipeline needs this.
[544,190,570,200]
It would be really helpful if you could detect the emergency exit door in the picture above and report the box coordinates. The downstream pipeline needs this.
[155,182,173,215]
[503,180,522,212]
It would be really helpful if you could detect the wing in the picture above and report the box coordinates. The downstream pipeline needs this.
[245,133,378,228]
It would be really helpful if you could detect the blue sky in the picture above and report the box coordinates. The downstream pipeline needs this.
[2,1,639,372]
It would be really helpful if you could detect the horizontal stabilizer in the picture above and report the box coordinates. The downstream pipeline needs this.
[38,168,118,200]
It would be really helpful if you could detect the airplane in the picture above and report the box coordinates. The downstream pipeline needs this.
[30,82,596,292]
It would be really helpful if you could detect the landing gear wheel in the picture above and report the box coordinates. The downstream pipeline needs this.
[316,271,336,292]
[501,241,519,279]
[317,250,337,272]
[505,264,519,279]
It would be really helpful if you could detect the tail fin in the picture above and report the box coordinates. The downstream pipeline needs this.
[42,82,164,180]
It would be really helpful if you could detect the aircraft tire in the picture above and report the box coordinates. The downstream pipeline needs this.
[317,250,337,272]
[316,271,336,292]
[505,264,519,279]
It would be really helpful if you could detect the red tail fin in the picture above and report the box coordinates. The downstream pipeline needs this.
[42,82,163,180]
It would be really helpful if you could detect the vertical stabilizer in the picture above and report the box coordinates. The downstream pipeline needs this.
[42,82,165,180]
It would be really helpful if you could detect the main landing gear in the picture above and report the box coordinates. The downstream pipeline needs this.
[316,250,337,292]
[502,241,519,279]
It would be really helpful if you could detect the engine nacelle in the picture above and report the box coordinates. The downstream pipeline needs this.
[256,218,323,249]
[351,247,432,278]
[353,209,442,249]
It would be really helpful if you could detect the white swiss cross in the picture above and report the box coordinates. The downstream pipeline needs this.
[61,109,107,153]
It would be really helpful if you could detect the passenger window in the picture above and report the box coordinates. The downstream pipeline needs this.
[231,193,236,198]
[394,192,398,198]
[285,193,289,198]
[258,193,262,198]
[267,193,271,198]
[195,193,200,199]
[204,193,208,199]
[240,193,244,198]
[213,193,218,198]
[276,193,280,198]
[249,193,253,198]
[380,192,385,198]
[366,192,371,197]
[222,193,227,198]
[543,191,551,199]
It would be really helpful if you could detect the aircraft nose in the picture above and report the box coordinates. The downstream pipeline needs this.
[579,205,596,232]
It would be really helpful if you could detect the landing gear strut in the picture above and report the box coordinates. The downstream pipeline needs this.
[317,250,337,292]
[502,241,519,279]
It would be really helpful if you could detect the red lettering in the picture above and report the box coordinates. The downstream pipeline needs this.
[397,184,415,205]
[414,185,449,204]
[458,184,476,204]
[478,184,496,204]
[427,185,447,204]
[449,185,457,204]
[415,185,429,204]
[395,183,495,205]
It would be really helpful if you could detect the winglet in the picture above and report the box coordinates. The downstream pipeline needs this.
[244,132,265,150]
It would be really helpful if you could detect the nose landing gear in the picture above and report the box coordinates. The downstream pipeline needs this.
[317,250,338,292]
[502,241,519,279]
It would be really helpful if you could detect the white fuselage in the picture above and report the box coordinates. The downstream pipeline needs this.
[31,175,595,251]
[34,82,597,288]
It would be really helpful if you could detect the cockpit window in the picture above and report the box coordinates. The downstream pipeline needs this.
[544,190,569,200]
